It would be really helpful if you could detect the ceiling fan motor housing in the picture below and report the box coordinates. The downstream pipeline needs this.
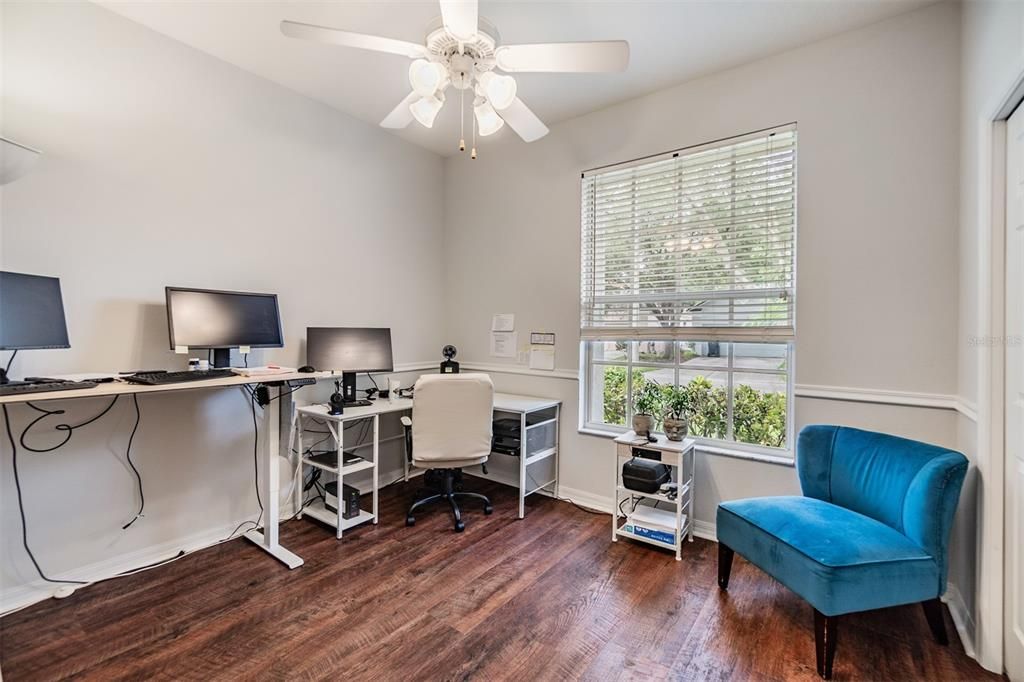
[424,17,499,90]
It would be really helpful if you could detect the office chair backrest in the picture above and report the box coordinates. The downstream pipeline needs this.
[411,373,494,466]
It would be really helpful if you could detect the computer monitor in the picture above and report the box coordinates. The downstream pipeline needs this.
[306,327,393,403]
[166,287,284,368]
[0,271,71,383]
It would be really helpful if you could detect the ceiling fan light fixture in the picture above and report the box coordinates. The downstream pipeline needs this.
[409,59,447,97]
[474,101,504,136]
[410,93,444,128]
[477,70,517,110]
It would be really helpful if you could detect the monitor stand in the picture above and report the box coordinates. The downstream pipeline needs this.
[0,368,9,385]
[212,348,233,369]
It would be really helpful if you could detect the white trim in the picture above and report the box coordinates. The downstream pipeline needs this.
[460,362,579,380]
[796,383,960,410]
[955,399,979,423]
[0,517,262,616]
[943,580,977,660]
[556,484,613,513]
[463,359,980,420]
[387,361,437,373]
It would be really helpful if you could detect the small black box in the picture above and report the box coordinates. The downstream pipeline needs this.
[324,481,361,519]
[622,457,671,494]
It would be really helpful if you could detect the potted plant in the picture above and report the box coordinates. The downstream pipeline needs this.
[632,379,663,438]
[662,384,690,441]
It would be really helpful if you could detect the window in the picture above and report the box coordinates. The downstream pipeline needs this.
[580,126,796,454]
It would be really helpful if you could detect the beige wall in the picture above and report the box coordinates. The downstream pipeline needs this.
[443,0,971,647]
[0,1,443,605]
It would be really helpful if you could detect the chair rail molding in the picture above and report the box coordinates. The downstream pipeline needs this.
[456,360,979,420]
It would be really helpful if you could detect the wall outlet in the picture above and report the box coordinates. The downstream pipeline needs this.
[517,350,528,364]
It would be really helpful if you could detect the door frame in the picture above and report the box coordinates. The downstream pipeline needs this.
[977,65,1024,675]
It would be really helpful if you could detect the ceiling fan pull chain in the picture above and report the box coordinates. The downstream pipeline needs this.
[471,106,477,160]
[459,84,466,152]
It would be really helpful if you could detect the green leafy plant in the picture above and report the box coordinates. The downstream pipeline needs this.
[732,384,786,448]
[662,384,691,420]
[633,378,663,416]
[601,366,627,425]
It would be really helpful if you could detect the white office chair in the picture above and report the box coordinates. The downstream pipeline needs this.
[402,373,494,532]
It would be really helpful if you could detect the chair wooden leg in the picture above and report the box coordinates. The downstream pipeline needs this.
[814,609,838,680]
[718,543,734,590]
[921,599,949,645]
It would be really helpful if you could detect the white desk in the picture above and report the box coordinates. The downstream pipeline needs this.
[294,392,561,523]
[0,371,330,571]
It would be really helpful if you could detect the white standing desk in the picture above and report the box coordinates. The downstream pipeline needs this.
[0,371,330,571]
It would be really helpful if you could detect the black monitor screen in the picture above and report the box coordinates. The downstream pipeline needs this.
[0,272,70,350]
[307,327,393,373]
[166,287,283,349]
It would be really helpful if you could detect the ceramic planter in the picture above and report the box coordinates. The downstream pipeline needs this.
[663,414,689,441]
[632,413,655,437]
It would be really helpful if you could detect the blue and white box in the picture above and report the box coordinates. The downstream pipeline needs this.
[623,505,685,546]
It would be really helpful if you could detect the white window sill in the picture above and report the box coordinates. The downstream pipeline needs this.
[577,426,795,467]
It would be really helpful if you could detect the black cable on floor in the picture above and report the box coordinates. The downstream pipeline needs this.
[2,404,87,585]
[121,394,145,530]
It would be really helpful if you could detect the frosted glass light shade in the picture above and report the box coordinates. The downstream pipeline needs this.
[477,71,517,110]
[474,102,504,136]
[409,59,447,97]
[410,94,444,128]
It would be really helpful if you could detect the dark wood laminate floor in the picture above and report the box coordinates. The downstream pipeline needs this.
[0,478,999,681]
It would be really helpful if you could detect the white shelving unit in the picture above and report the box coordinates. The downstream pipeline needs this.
[612,432,696,561]
[292,405,380,539]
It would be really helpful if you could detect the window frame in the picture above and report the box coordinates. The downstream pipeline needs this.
[579,339,795,459]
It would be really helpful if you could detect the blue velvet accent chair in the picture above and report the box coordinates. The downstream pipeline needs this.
[715,425,968,679]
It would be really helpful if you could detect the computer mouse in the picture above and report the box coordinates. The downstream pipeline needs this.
[298,365,315,373]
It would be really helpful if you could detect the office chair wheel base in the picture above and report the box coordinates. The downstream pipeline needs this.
[454,521,465,532]
[405,516,415,527]
[484,504,493,515]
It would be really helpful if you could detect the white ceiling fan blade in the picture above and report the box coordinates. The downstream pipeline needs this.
[495,41,629,73]
[380,92,420,129]
[498,97,549,143]
[439,0,478,42]
[281,20,428,59]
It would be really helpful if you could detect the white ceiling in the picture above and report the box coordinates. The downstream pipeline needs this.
[98,0,935,156]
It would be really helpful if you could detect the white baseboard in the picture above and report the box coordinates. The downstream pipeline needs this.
[0,518,262,616]
[555,484,613,512]
[942,581,976,659]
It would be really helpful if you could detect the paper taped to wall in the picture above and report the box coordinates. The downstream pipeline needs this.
[529,348,555,371]
[492,313,515,332]
[490,331,516,357]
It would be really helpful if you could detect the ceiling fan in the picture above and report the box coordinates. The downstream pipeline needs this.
[281,0,629,156]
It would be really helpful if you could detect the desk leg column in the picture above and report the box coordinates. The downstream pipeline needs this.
[245,384,304,569]
[675,448,684,561]
[518,412,526,519]
[293,411,304,520]
[372,415,379,524]
[688,446,695,543]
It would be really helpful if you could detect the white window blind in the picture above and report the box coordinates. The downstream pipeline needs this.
[580,125,797,342]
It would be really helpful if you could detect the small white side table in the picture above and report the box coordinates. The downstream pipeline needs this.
[612,432,697,561]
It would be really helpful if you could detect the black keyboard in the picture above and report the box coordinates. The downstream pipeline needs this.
[122,369,237,385]
[0,380,99,397]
